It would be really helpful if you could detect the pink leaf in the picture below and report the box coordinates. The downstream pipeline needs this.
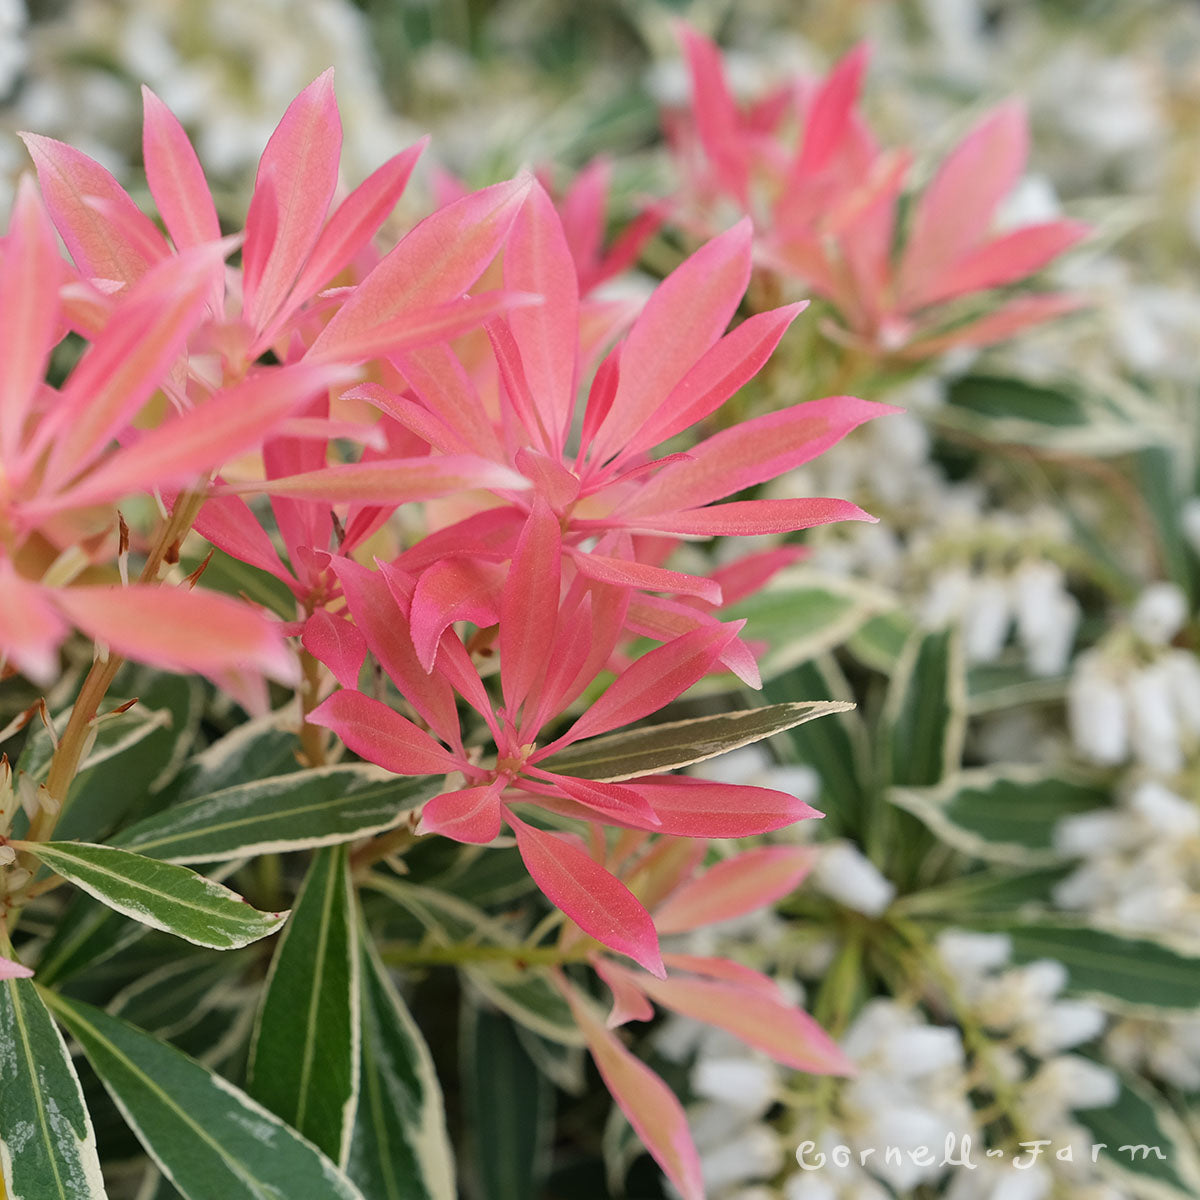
[589,219,753,464]
[500,498,561,715]
[525,768,661,827]
[280,138,428,331]
[417,780,505,844]
[0,954,33,980]
[308,175,531,363]
[514,446,581,511]
[654,846,816,934]
[593,957,655,1028]
[308,289,539,367]
[47,363,349,511]
[242,70,343,334]
[504,182,580,452]
[637,970,853,1074]
[327,556,464,749]
[660,953,783,998]
[222,454,529,503]
[791,43,870,178]
[627,496,876,537]
[53,583,295,681]
[301,609,367,690]
[0,563,66,684]
[410,557,502,673]
[552,622,738,749]
[622,303,808,459]
[0,177,62,464]
[35,243,226,488]
[567,547,722,605]
[308,689,460,776]
[191,493,292,585]
[625,394,898,515]
[556,973,705,1200]
[898,102,1028,306]
[510,814,664,976]
[20,131,168,284]
[910,219,1089,310]
[902,292,1086,358]
[679,23,751,207]
[141,87,221,253]
[621,775,822,837]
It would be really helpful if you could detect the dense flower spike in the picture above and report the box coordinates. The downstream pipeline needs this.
[673,25,1088,357]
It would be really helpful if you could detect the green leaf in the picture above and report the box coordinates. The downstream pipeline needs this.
[939,373,1149,454]
[539,700,854,782]
[348,934,455,1200]
[42,991,365,1200]
[894,866,1072,918]
[888,767,1111,864]
[248,847,359,1166]
[966,661,1068,713]
[969,919,1200,1016]
[765,658,870,838]
[0,976,106,1199]
[724,574,894,680]
[181,546,298,619]
[164,707,304,804]
[109,951,253,1041]
[1076,1069,1200,1199]
[845,609,912,673]
[115,767,436,863]
[883,627,966,788]
[34,891,148,986]
[26,842,288,950]
[461,1006,553,1200]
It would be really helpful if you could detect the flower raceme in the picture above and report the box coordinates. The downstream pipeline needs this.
[674,25,1089,357]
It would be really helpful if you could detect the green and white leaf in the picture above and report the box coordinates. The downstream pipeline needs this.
[34,892,148,986]
[116,766,436,863]
[42,990,365,1200]
[348,933,455,1200]
[540,700,854,782]
[108,951,253,1041]
[893,866,1072,918]
[1076,1069,1200,1200]
[888,766,1111,865]
[461,1005,553,1200]
[26,842,287,950]
[966,660,1069,713]
[883,626,967,789]
[0,976,106,1200]
[968,918,1200,1017]
[845,609,912,673]
[724,571,896,680]
[249,847,359,1166]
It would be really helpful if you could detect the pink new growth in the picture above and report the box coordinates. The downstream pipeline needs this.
[674,26,1088,357]
[556,838,853,1200]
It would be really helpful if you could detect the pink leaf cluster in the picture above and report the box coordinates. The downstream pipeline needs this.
[671,25,1089,357]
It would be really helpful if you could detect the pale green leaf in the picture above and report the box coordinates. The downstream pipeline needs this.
[26,842,287,950]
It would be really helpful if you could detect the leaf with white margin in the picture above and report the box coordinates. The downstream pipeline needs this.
[0,975,107,1199]
[42,989,365,1200]
[23,842,287,950]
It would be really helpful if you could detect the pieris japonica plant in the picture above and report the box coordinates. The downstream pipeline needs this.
[0,15,1125,1200]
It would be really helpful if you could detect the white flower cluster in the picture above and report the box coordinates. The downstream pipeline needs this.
[1054,780,1200,937]
[1067,584,1200,772]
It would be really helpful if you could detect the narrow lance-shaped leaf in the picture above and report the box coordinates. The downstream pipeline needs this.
[0,975,106,1199]
[42,990,366,1200]
[348,931,456,1200]
[540,700,854,782]
[20,841,288,950]
[249,846,359,1166]
[117,766,439,863]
